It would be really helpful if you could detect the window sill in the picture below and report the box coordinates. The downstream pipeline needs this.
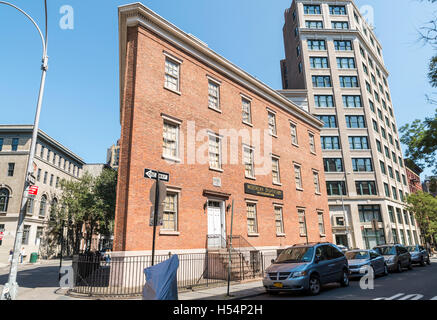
[273,182,282,187]
[320,234,326,237]
[296,188,304,192]
[269,133,278,139]
[310,151,317,156]
[276,233,286,238]
[242,121,253,127]
[248,233,259,237]
[209,167,224,173]
[292,143,300,148]
[245,176,256,181]
[162,155,181,163]
[163,86,181,96]
[300,234,308,238]
[315,192,322,196]
[159,230,180,236]
[208,106,222,114]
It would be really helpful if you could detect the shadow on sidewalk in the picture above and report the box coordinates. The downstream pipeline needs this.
[0,265,60,289]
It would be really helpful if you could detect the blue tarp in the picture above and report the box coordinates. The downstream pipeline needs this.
[142,255,179,300]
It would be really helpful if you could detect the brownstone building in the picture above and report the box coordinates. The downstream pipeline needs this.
[114,3,332,256]
[404,159,423,194]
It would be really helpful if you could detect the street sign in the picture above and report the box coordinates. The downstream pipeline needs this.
[28,186,38,196]
[144,168,169,182]
[149,180,166,227]
[149,205,164,227]
[27,173,36,186]
[0,232,4,241]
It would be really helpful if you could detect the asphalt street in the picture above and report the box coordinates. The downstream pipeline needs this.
[247,258,437,300]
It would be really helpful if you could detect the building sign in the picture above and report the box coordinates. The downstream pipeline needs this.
[28,186,38,196]
[244,183,283,200]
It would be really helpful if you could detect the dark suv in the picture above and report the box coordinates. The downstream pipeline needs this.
[373,244,412,273]
[263,243,349,296]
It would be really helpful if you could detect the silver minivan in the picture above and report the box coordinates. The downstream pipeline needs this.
[263,243,349,295]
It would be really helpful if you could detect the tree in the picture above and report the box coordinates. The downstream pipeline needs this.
[405,191,437,245]
[48,168,117,255]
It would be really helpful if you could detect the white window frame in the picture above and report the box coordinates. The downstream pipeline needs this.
[313,170,321,194]
[207,76,221,112]
[208,132,222,172]
[162,115,182,162]
[272,155,281,185]
[267,110,277,137]
[274,205,285,236]
[243,145,255,179]
[290,121,299,146]
[246,201,258,235]
[164,54,182,94]
[241,95,252,126]
[318,211,326,236]
[294,164,303,190]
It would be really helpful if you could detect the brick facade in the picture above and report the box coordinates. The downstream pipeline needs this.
[114,4,332,254]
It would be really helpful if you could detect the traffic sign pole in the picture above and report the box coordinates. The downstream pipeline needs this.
[151,176,160,266]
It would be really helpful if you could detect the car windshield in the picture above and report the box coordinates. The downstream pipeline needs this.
[374,246,396,256]
[345,251,369,260]
[276,247,314,263]
[406,246,418,252]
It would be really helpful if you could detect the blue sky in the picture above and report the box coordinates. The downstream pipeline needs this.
[0,0,435,176]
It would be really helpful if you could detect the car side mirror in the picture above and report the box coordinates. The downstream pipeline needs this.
[271,259,275,264]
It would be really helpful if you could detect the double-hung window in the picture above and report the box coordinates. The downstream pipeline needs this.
[294,164,303,190]
[310,57,329,69]
[306,21,323,29]
[163,120,180,160]
[247,203,258,234]
[356,181,377,196]
[268,111,277,136]
[290,122,298,145]
[164,57,180,92]
[337,57,355,69]
[321,136,340,150]
[304,5,321,15]
[272,157,281,184]
[208,80,220,111]
[244,146,255,178]
[339,76,359,88]
[352,158,373,172]
[332,21,349,30]
[346,115,366,128]
[343,95,362,108]
[317,115,337,128]
[163,193,178,231]
[308,40,326,51]
[329,5,347,15]
[334,40,352,51]
[312,76,331,87]
[349,136,369,150]
[208,133,222,170]
[275,206,284,235]
[242,98,252,124]
[315,95,334,107]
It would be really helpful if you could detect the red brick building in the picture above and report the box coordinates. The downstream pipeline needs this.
[404,159,423,194]
[114,3,332,255]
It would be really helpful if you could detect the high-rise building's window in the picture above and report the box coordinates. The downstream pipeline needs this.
[323,158,343,172]
[7,163,15,177]
[337,57,355,69]
[306,20,323,29]
[346,115,366,128]
[304,5,321,15]
[385,146,390,158]
[366,82,372,93]
[369,100,375,113]
[392,152,397,164]
[334,40,352,51]
[373,120,379,132]
[164,58,180,92]
[358,205,382,222]
[339,76,359,88]
[307,39,326,51]
[242,98,252,124]
[163,120,180,159]
[43,171,48,184]
[37,169,41,181]
[384,183,391,197]
[0,138,3,151]
[317,115,337,128]
[315,95,334,107]
[380,161,387,175]
[11,138,19,152]
[352,158,373,172]
[356,181,377,196]
[329,5,347,15]
[296,45,301,57]
[388,166,394,179]
[39,195,47,217]
[349,136,369,150]
[362,63,369,75]
[388,206,395,223]
[378,109,383,120]
[376,139,382,153]
[343,95,362,108]
[392,187,398,200]
[399,157,404,168]
[381,127,387,139]
[326,181,346,196]
[321,136,340,150]
[332,21,349,30]
[310,57,329,68]
[402,174,407,186]
[312,75,331,87]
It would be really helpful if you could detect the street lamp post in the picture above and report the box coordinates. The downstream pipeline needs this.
[0,0,48,301]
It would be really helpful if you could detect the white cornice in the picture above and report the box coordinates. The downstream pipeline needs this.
[118,3,324,130]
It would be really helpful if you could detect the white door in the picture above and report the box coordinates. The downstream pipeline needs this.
[207,201,224,249]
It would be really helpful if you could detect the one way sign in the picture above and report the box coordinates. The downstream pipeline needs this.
[144,168,170,182]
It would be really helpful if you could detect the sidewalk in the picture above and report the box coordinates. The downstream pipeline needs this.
[178,280,265,300]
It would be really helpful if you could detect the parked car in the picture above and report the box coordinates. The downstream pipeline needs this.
[336,245,349,253]
[345,249,388,278]
[263,243,349,296]
[406,245,431,266]
[373,244,412,273]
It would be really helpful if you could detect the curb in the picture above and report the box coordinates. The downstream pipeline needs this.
[228,290,266,300]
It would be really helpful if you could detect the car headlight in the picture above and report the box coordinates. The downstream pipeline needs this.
[290,271,307,278]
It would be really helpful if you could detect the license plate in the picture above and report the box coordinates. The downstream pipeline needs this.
[273,282,283,288]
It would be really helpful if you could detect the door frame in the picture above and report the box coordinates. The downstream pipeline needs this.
[207,198,226,248]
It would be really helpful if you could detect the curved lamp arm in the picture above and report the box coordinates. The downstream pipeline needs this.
[0,1,47,58]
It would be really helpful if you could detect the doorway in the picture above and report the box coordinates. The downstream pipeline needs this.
[207,200,226,249]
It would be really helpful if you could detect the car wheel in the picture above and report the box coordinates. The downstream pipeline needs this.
[383,264,389,276]
[340,269,350,287]
[408,261,413,270]
[427,258,431,265]
[397,262,403,273]
[308,275,321,296]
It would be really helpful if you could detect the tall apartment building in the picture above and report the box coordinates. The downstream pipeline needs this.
[280,0,422,249]
[114,3,332,257]
[0,125,85,264]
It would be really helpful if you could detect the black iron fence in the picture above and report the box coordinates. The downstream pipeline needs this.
[70,251,277,297]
